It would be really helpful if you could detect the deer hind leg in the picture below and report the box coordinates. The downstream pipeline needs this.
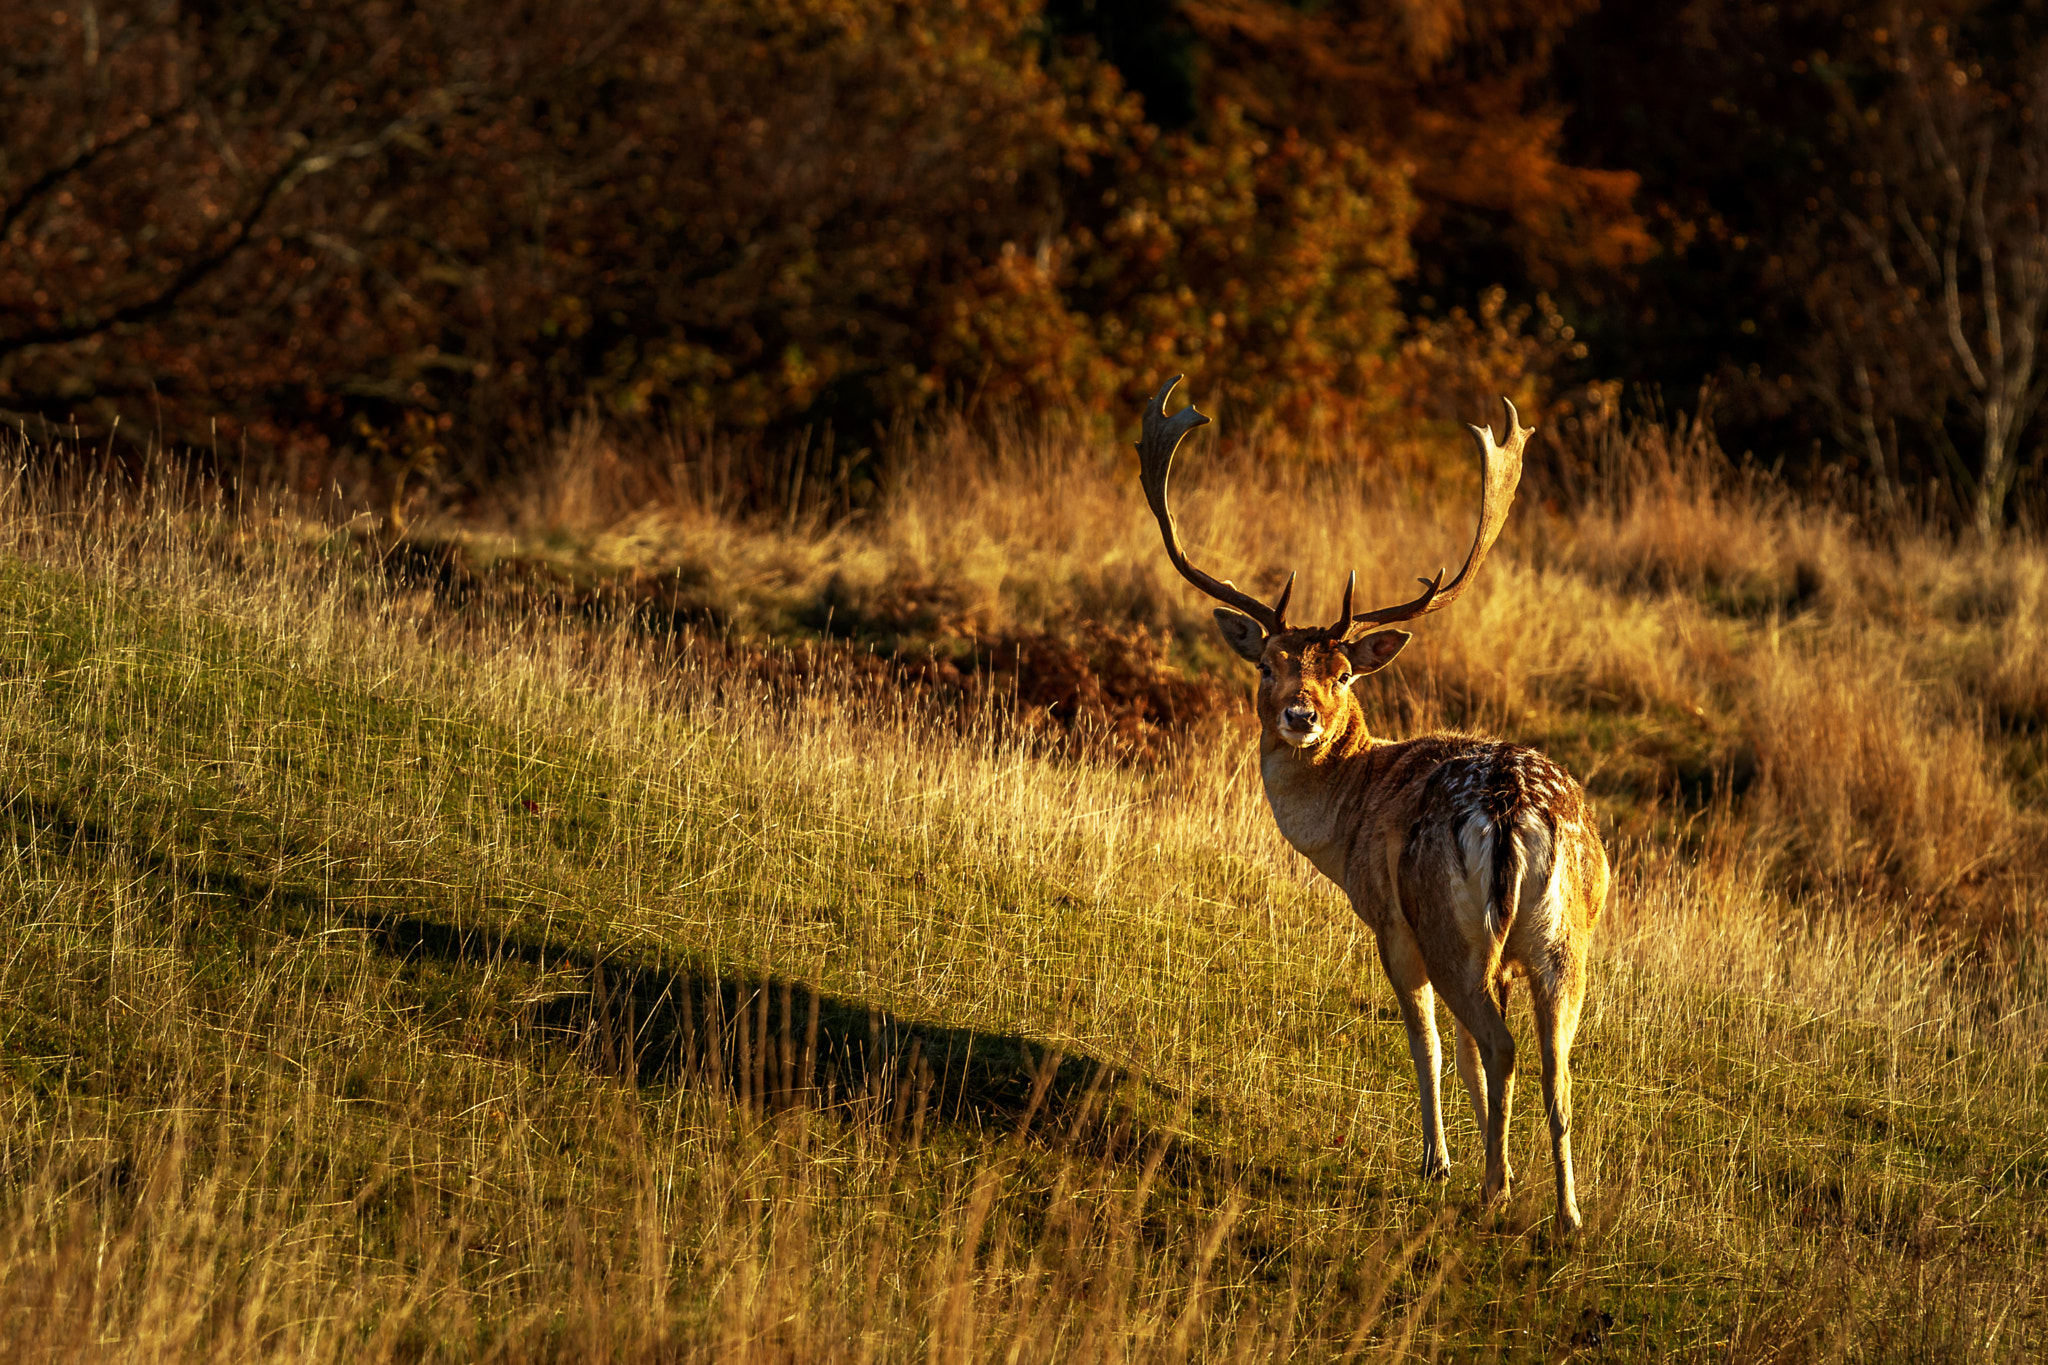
[1452,1017,1487,1136]
[1375,929,1450,1180]
[1435,971,1517,1205]
[1530,965,1586,1235]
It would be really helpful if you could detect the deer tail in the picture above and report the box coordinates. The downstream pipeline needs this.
[1489,811,1527,945]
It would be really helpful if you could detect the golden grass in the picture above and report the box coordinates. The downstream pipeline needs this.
[460,407,2048,927]
[0,419,2043,1360]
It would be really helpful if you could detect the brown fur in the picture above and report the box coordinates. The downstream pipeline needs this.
[1242,624,1609,1234]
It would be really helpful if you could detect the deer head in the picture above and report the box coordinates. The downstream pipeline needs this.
[1136,375,1530,748]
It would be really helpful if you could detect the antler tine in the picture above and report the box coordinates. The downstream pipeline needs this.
[1350,569,1445,627]
[1326,569,1356,632]
[1351,397,1530,629]
[1137,375,1291,633]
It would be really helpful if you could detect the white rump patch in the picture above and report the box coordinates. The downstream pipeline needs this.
[1454,811,1495,941]
[1457,810,1492,875]
[1458,813,1562,940]
[1515,816,1555,877]
[1516,817,1563,936]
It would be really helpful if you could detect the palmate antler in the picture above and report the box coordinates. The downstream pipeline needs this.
[1136,375,1531,637]
[1348,399,1531,629]
[1136,375,1296,633]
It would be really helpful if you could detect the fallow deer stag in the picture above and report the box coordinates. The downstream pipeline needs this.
[1137,376,1609,1234]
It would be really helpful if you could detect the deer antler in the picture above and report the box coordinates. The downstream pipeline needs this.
[1137,375,1294,633]
[1350,398,1530,629]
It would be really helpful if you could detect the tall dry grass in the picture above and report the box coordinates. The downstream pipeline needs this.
[456,404,2048,931]
[0,422,2044,1360]
[0,459,1476,1360]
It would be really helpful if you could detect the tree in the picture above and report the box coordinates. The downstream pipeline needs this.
[3,0,1434,490]
[1164,0,1652,303]
[1807,6,2048,533]
[1,2,619,470]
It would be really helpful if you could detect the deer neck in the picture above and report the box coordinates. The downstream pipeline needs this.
[1257,704,1378,884]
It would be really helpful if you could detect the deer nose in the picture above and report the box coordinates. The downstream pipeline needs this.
[1281,704,1318,732]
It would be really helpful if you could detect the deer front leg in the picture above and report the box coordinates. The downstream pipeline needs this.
[1376,930,1450,1180]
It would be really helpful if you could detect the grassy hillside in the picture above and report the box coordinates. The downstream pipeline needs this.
[0,426,2044,1361]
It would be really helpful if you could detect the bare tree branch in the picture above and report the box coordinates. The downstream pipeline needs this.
[0,97,190,238]
[0,100,456,366]
[1816,10,2048,534]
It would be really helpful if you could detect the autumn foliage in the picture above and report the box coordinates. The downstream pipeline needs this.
[20,0,2048,529]
[0,0,1649,498]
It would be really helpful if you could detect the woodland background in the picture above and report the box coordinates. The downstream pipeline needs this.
[7,0,2048,533]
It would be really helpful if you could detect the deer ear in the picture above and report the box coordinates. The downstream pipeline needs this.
[1213,609,1267,663]
[1342,629,1410,677]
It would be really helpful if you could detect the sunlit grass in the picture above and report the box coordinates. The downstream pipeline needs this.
[469,409,2048,924]
[0,430,2043,1360]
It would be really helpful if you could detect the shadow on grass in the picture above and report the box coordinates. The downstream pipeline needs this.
[2,788,1283,1199]
[370,908,1122,1146]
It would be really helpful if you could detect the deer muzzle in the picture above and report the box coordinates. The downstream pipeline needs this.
[1277,704,1323,746]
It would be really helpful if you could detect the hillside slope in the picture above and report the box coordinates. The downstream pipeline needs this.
[0,478,2042,1360]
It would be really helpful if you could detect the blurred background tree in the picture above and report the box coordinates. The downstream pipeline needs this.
[0,0,1592,491]
[1546,0,2048,528]
[1802,6,2048,533]
[7,0,2048,530]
